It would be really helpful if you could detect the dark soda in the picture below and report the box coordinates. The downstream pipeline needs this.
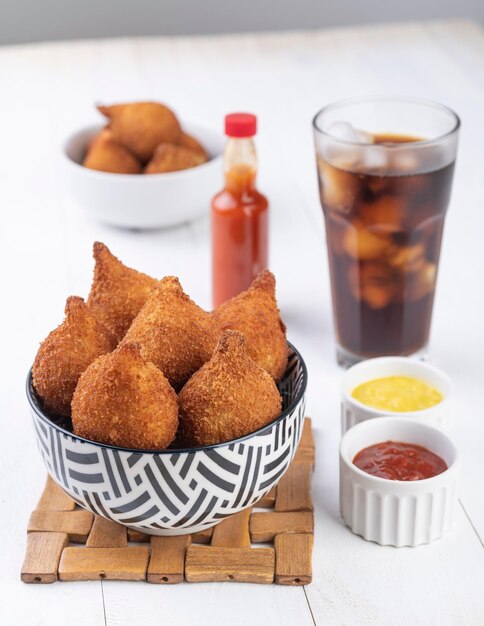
[318,134,455,360]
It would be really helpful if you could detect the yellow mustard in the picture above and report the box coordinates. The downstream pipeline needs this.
[351,376,443,412]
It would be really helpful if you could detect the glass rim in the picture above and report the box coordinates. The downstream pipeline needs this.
[312,96,461,148]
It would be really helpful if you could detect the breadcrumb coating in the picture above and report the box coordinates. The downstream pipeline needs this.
[83,128,142,174]
[33,296,116,417]
[177,132,208,159]
[144,143,207,174]
[72,343,178,450]
[212,270,288,381]
[87,242,157,342]
[98,102,182,163]
[122,276,218,390]
[178,330,282,448]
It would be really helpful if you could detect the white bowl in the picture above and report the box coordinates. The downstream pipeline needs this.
[63,122,224,229]
[341,357,452,433]
[340,417,459,547]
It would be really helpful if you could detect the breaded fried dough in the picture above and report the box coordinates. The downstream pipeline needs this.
[83,128,142,174]
[122,276,218,390]
[144,143,207,174]
[87,242,157,342]
[72,343,178,449]
[178,330,282,447]
[98,102,182,162]
[33,296,116,417]
[178,132,208,159]
[212,270,288,381]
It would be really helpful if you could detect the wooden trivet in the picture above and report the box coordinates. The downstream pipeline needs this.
[21,418,315,586]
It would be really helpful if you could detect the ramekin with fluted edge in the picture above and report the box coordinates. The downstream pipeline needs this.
[340,417,459,547]
[341,357,452,433]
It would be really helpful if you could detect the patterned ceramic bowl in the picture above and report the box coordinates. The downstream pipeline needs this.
[26,344,307,536]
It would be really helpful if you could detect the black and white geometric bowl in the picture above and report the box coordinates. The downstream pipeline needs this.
[26,343,307,536]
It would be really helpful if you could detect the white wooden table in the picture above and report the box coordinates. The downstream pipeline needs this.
[1,18,483,625]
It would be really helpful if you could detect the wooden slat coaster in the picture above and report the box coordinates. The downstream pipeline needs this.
[22,417,315,586]
[275,462,313,512]
[148,536,191,584]
[28,510,93,542]
[185,546,275,584]
[59,547,150,581]
[300,418,315,450]
[211,509,251,548]
[86,516,127,548]
[275,533,313,585]
[293,446,315,467]
[257,487,276,508]
[250,512,314,543]
[36,476,76,511]
[191,527,213,544]
[293,418,315,467]
[21,532,68,583]
[127,529,150,543]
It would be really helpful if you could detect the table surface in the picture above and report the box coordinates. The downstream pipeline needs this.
[1,17,483,626]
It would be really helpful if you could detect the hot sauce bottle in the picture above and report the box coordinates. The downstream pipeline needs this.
[211,113,269,308]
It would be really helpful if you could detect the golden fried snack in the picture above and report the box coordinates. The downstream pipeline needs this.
[83,128,142,174]
[212,270,288,381]
[122,276,218,390]
[144,143,207,174]
[178,330,282,447]
[87,242,157,342]
[178,132,208,159]
[72,343,178,449]
[33,296,116,417]
[98,102,182,162]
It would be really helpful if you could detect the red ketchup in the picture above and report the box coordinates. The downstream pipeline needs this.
[353,440,447,481]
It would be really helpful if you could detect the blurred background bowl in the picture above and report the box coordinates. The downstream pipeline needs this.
[63,122,224,230]
[27,343,307,536]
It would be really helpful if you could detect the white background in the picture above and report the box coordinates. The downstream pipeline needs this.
[0,17,483,626]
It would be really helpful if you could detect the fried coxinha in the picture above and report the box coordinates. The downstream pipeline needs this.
[83,101,209,174]
[98,102,182,162]
[178,330,282,448]
[33,296,116,417]
[212,270,288,381]
[87,241,157,342]
[32,243,288,449]
[72,342,178,450]
[83,128,142,174]
[122,276,218,391]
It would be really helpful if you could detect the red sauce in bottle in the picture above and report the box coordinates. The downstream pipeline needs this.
[353,440,447,481]
[211,113,269,309]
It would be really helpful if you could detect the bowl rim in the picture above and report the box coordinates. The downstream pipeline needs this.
[26,341,308,455]
[339,416,459,486]
[62,122,223,182]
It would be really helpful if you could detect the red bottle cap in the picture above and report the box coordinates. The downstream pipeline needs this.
[225,113,257,138]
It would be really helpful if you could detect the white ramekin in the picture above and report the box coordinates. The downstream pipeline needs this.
[340,417,459,547]
[341,357,452,433]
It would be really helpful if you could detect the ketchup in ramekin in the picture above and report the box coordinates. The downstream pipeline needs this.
[353,440,447,481]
